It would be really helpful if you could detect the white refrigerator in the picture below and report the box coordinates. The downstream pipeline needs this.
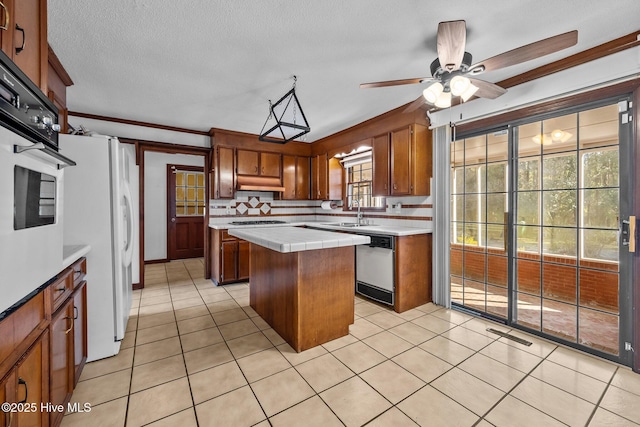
[60,134,138,362]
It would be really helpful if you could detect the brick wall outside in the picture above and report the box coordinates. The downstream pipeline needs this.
[450,244,618,313]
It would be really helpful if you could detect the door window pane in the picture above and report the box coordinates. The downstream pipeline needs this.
[543,155,577,190]
[583,149,619,188]
[542,227,577,257]
[542,190,577,227]
[542,113,577,153]
[542,299,577,341]
[518,158,539,191]
[175,170,205,217]
[582,188,619,228]
[518,122,542,157]
[582,229,618,262]
[578,308,618,355]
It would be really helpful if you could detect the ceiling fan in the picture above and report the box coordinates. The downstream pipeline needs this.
[360,20,578,111]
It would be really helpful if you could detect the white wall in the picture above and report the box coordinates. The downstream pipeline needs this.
[144,152,204,261]
[67,116,209,147]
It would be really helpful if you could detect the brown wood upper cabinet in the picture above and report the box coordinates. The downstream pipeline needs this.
[282,155,310,200]
[372,124,432,197]
[237,150,281,178]
[212,146,235,199]
[312,154,342,200]
[311,153,328,200]
[0,0,48,93]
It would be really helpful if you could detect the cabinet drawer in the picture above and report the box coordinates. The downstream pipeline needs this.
[50,269,73,313]
[0,292,45,368]
[70,257,87,288]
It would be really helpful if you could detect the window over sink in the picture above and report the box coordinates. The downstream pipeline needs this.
[346,160,385,210]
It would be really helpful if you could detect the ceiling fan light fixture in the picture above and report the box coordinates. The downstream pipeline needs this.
[450,75,471,96]
[551,129,572,143]
[434,90,452,108]
[460,83,479,102]
[423,82,444,104]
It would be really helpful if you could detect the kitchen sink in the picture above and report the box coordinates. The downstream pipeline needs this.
[322,222,379,228]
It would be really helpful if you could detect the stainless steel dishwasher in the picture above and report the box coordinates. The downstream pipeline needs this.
[356,234,395,305]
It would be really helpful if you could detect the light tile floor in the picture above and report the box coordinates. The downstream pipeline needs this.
[61,258,640,427]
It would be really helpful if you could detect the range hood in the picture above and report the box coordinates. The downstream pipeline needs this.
[236,175,285,192]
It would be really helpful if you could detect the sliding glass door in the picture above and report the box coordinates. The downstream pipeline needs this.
[450,129,509,319]
[450,99,634,364]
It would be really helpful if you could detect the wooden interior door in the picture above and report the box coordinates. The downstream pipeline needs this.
[168,165,205,260]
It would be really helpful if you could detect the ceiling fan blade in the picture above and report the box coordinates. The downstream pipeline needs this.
[470,30,578,74]
[360,77,432,89]
[403,95,427,113]
[437,20,467,71]
[468,78,507,99]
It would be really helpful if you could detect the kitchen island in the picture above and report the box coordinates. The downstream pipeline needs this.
[229,227,370,352]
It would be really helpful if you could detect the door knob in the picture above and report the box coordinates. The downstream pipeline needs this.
[171,218,176,222]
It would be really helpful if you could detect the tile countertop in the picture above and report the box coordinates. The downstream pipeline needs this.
[228,226,370,253]
[211,220,432,236]
[62,244,91,269]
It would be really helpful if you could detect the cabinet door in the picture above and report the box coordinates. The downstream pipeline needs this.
[296,157,310,200]
[328,157,343,201]
[390,126,412,195]
[73,282,87,386]
[237,240,250,281]
[13,0,46,91]
[50,300,73,426]
[260,152,281,177]
[237,150,259,175]
[217,146,235,198]
[312,154,328,200]
[0,371,16,427]
[282,155,297,199]
[16,334,47,427]
[220,241,238,283]
[372,133,390,196]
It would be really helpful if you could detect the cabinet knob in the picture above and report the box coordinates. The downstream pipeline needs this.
[254,166,258,173]
[393,184,397,190]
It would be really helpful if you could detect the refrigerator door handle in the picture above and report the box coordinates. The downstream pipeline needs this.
[122,181,134,267]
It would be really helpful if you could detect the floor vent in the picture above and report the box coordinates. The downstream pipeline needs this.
[486,328,533,347]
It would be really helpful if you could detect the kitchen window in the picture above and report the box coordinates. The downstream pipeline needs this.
[346,161,384,209]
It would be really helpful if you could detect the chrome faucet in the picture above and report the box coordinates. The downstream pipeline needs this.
[353,199,363,226]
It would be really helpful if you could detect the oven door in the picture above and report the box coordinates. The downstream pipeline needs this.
[0,124,64,313]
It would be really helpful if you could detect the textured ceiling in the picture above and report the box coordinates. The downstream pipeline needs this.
[47,0,640,142]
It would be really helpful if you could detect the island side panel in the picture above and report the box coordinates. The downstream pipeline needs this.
[395,233,432,313]
[297,246,355,351]
[249,243,298,348]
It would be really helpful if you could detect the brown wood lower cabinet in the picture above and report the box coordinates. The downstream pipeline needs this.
[0,256,88,427]
[395,234,432,313]
[211,229,250,285]
[0,331,49,427]
[49,298,74,427]
[72,282,87,387]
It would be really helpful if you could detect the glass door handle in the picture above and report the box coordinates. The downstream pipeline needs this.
[622,216,636,253]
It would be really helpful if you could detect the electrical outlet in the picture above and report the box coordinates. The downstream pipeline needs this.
[625,342,633,351]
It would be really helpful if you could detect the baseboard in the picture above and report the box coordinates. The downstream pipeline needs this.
[132,282,143,290]
[144,258,169,265]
